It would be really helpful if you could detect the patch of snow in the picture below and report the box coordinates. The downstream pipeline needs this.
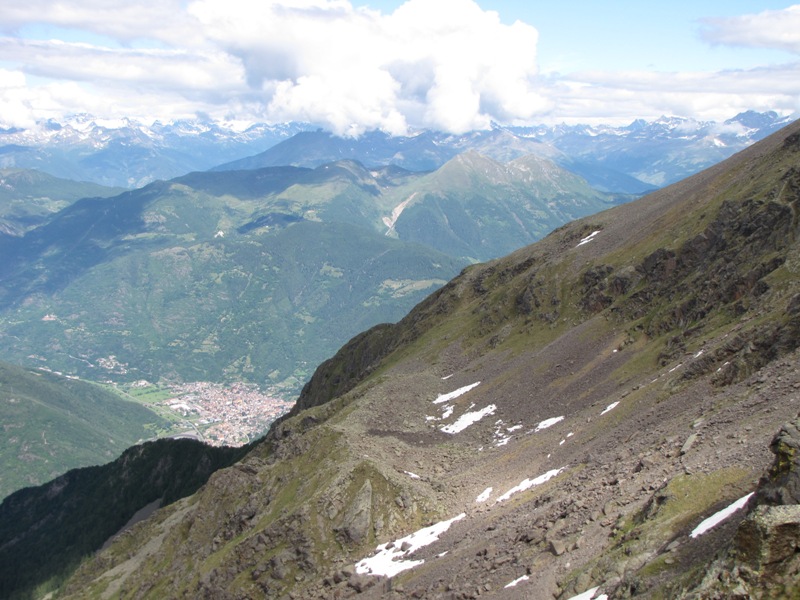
[496,468,564,503]
[434,382,481,404]
[600,402,619,415]
[576,230,600,247]
[475,487,493,503]
[441,404,497,434]
[441,374,453,380]
[567,586,606,600]
[694,349,704,358]
[504,575,529,588]
[507,424,523,433]
[535,416,564,432]
[441,405,454,420]
[355,513,466,578]
[404,471,421,480]
[669,363,683,373]
[690,492,754,538]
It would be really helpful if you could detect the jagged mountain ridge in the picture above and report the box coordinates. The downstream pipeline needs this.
[11,119,796,599]
[0,437,249,599]
[1,111,790,193]
[0,116,311,188]
[215,111,794,194]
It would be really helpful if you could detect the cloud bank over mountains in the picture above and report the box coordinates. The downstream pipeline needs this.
[0,0,799,134]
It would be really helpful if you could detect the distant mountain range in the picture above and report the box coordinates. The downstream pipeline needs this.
[1,111,792,191]
[0,115,310,188]
[0,151,618,394]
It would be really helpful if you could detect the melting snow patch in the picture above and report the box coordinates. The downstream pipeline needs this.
[576,230,600,247]
[434,382,481,404]
[441,405,454,419]
[355,513,466,578]
[496,468,564,503]
[441,374,453,380]
[507,424,523,433]
[694,349,705,358]
[690,492,754,538]
[600,402,619,415]
[404,471,421,480]
[492,420,512,446]
[567,586,606,600]
[504,575,529,588]
[441,404,497,434]
[475,487,493,503]
[669,363,683,373]
[534,416,564,432]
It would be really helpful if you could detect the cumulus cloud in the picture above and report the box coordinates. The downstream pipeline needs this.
[0,0,549,133]
[700,4,800,54]
[188,0,547,134]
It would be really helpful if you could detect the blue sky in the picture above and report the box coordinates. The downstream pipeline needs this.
[362,1,798,71]
[0,1,798,133]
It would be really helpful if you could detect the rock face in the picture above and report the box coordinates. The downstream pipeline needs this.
[756,415,800,506]
[732,415,800,597]
[679,414,800,599]
[341,480,373,544]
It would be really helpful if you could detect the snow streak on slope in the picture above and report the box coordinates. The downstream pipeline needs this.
[433,382,481,404]
[495,468,564,503]
[441,404,497,434]
[355,513,466,577]
[689,492,754,538]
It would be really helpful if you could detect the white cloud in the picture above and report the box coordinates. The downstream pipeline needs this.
[0,38,244,91]
[188,0,545,134]
[541,62,800,124]
[0,0,198,46]
[700,5,800,54]
[0,1,797,132]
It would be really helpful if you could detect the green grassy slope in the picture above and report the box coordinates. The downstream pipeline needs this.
[0,168,123,236]
[0,154,618,392]
[0,360,169,500]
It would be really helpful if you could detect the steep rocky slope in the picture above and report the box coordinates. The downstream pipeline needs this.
[10,119,800,599]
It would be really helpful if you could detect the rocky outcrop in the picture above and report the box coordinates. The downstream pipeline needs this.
[682,414,800,599]
[755,413,800,506]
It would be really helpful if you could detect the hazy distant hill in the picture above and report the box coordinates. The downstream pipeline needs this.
[0,360,167,500]
[0,168,123,237]
[0,152,618,394]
